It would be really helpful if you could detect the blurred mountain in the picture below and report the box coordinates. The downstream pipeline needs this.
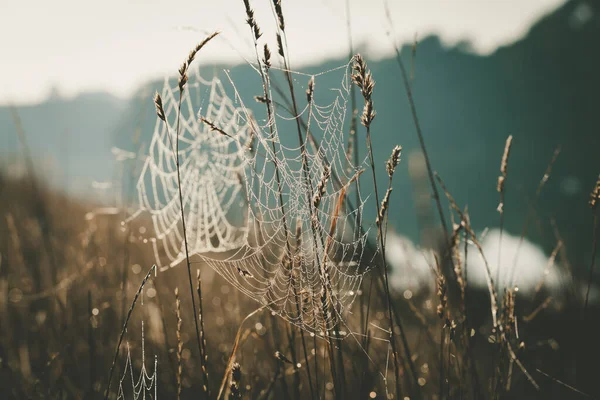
[1,0,598,271]
[0,92,127,192]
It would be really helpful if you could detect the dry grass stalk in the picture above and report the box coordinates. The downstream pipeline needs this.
[502,289,516,336]
[496,135,513,292]
[178,32,220,92]
[509,145,562,287]
[533,240,562,295]
[196,270,210,395]
[229,362,242,399]
[276,33,284,57]
[273,0,285,30]
[376,187,392,227]
[242,0,262,41]
[590,174,600,209]
[237,6,317,395]
[263,44,271,70]
[154,92,166,122]
[153,92,173,152]
[386,145,402,177]
[345,109,358,176]
[496,135,513,214]
[175,287,183,400]
[312,164,331,210]
[505,340,539,390]
[450,221,466,300]
[353,55,414,398]
[522,296,552,323]
[537,145,561,196]
[584,174,600,316]
[217,301,282,399]
[436,263,448,320]
[169,35,221,389]
[385,19,451,247]
[435,172,500,328]
[316,166,355,333]
[536,369,592,397]
[434,254,451,397]
[200,117,234,139]
[275,350,293,364]
[351,55,376,127]
[306,75,315,103]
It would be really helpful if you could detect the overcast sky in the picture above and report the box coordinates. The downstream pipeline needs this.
[1,0,564,105]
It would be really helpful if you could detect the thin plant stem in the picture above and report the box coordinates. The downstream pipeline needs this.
[388,44,449,245]
[173,90,209,395]
[364,124,403,398]
[240,3,317,394]
[269,5,342,396]
[583,208,599,316]
[104,264,155,400]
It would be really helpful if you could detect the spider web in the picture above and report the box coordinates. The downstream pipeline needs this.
[197,59,378,338]
[130,57,379,338]
[130,66,251,268]
[117,322,158,400]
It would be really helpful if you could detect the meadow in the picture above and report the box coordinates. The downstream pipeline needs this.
[1,1,599,399]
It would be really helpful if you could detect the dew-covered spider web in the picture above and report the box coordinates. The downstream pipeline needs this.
[129,65,251,268]
[117,322,158,400]
[194,59,380,339]
[129,57,382,338]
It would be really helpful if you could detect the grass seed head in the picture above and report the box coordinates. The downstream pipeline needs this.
[229,362,242,399]
[263,44,272,70]
[312,164,331,209]
[386,145,402,177]
[376,187,393,226]
[352,54,376,126]
[590,174,600,209]
[154,92,165,122]
[243,0,262,41]
[306,76,315,103]
[276,33,284,57]
[273,0,285,31]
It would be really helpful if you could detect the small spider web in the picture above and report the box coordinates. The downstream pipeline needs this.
[129,65,252,269]
[117,322,158,400]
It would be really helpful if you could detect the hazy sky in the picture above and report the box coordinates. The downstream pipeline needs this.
[1,0,564,105]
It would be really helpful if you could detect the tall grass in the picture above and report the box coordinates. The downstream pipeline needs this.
[0,2,599,399]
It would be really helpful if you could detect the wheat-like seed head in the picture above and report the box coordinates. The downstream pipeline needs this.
[229,362,242,399]
[178,32,220,92]
[436,270,447,319]
[497,135,513,195]
[352,54,376,127]
[590,174,600,209]
[243,0,262,41]
[276,33,284,57]
[306,76,315,103]
[376,187,393,226]
[273,0,285,31]
[175,287,183,400]
[263,44,272,70]
[386,145,402,177]
[187,31,220,66]
[312,164,331,209]
[153,92,165,122]
[178,62,188,92]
